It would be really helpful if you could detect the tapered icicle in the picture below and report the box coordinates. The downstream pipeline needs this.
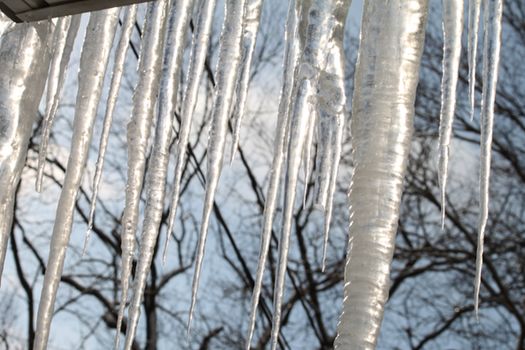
[117,1,170,348]
[468,0,482,120]
[318,16,348,271]
[64,5,139,348]
[302,109,316,205]
[188,0,247,332]
[84,6,137,258]
[245,1,300,348]
[475,0,502,316]
[270,1,348,348]
[163,0,218,262]
[314,114,333,210]
[438,0,464,228]
[270,80,312,350]
[36,15,81,193]
[0,22,51,283]
[33,11,119,350]
[334,1,428,349]
[229,0,264,162]
[123,0,193,348]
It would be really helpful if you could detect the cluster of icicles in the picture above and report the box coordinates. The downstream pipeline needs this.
[0,0,503,348]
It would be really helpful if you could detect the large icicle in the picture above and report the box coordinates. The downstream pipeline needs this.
[123,0,193,348]
[163,0,218,260]
[85,5,138,255]
[117,1,170,348]
[229,0,264,162]
[0,22,51,282]
[474,0,503,316]
[270,1,349,348]
[33,11,119,350]
[36,15,81,193]
[334,1,428,349]
[245,0,301,348]
[437,0,463,227]
[188,0,246,331]
[468,0,481,120]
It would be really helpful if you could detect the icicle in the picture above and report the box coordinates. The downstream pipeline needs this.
[123,0,193,348]
[474,0,502,317]
[0,12,14,38]
[0,22,52,282]
[270,0,350,348]
[117,1,170,348]
[318,23,348,271]
[229,0,264,162]
[187,0,247,332]
[314,113,333,210]
[302,109,316,205]
[33,11,119,350]
[270,79,313,350]
[468,0,482,120]
[437,0,464,228]
[162,0,218,261]
[36,15,81,193]
[245,0,300,347]
[334,1,428,349]
[84,6,137,257]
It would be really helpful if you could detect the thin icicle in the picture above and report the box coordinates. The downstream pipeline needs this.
[162,0,218,262]
[123,0,193,348]
[230,0,264,162]
[302,109,316,205]
[475,0,503,316]
[33,11,119,350]
[468,0,482,120]
[36,15,81,193]
[84,6,137,257]
[438,0,464,228]
[188,0,247,332]
[318,23,348,270]
[0,22,51,282]
[117,1,170,348]
[314,113,333,210]
[270,80,313,350]
[335,1,428,348]
[245,0,300,347]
